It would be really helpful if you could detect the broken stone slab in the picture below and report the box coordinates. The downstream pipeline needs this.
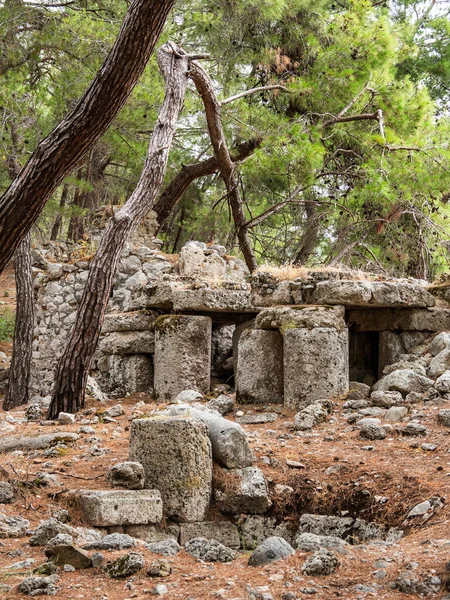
[83,533,135,550]
[179,521,240,550]
[129,417,212,523]
[163,405,254,469]
[297,514,402,544]
[76,489,163,527]
[184,537,236,563]
[255,305,346,331]
[284,327,348,410]
[248,536,295,567]
[154,315,212,400]
[314,280,435,308]
[206,394,235,416]
[429,332,450,356]
[295,532,348,553]
[428,348,450,379]
[235,329,284,404]
[97,330,155,356]
[0,513,30,538]
[302,548,340,575]
[44,545,92,569]
[237,412,279,425]
[0,432,79,453]
[102,310,157,333]
[372,369,434,395]
[214,466,271,515]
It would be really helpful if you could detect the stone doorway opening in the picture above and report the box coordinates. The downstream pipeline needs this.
[349,329,379,386]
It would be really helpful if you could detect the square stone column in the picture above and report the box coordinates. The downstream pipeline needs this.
[154,315,212,401]
[284,326,348,410]
[236,329,283,404]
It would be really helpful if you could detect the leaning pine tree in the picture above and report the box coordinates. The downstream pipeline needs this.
[48,43,192,418]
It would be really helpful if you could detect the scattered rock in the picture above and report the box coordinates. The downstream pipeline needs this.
[295,532,348,553]
[91,552,105,568]
[392,573,441,596]
[0,432,79,453]
[147,559,172,577]
[30,519,75,547]
[359,423,386,440]
[173,389,203,404]
[286,460,306,469]
[101,403,124,418]
[206,394,234,416]
[184,537,236,562]
[17,575,60,596]
[145,538,181,556]
[302,548,340,575]
[214,466,271,514]
[46,533,74,547]
[248,536,295,567]
[399,422,428,436]
[58,412,75,425]
[372,369,433,395]
[438,409,450,427]
[293,400,332,431]
[0,482,14,504]
[102,552,145,578]
[0,513,30,538]
[44,545,92,569]
[107,461,145,490]
[83,533,135,550]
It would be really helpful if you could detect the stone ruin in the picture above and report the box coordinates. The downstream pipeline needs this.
[29,238,450,410]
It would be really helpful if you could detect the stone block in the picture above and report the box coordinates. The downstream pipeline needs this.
[98,330,154,356]
[77,490,162,527]
[154,315,212,400]
[103,354,153,397]
[284,327,348,410]
[102,311,157,333]
[236,329,283,404]
[255,305,345,331]
[129,417,212,523]
[179,521,240,549]
[348,308,450,332]
[214,466,271,514]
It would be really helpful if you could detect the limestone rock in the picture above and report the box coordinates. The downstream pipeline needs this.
[392,574,441,596]
[129,417,212,523]
[0,482,14,504]
[370,390,403,408]
[255,305,346,331]
[302,548,340,575]
[0,513,30,538]
[154,315,212,400]
[438,409,450,427]
[179,521,240,550]
[293,400,333,431]
[46,534,74,547]
[145,538,181,556]
[107,462,145,490]
[86,376,108,403]
[44,545,92,569]
[295,532,348,553]
[372,369,433,395]
[236,329,284,404]
[248,536,295,567]
[240,516,295,549]
[428,348,450,379]
[384,406,408,422]
[17,575,60,596]
[184,537,236,563]
[435,371,450,393]
[58,412,75,425]
[83,533,135,550]
[147,559,171,577]
[77,489,162,527]
[207,394,235,416]
[359,422,386,440]
[0,432,79,453]
[173,389,203,404]
[103,552,145,579]
[30,519,76,547]
[429,332,450,356]
[214,466,271,514]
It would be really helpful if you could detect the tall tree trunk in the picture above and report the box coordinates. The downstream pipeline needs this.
[0,0,175,274]
[188,61,258,272]
[3,233,34,410]
[50,184,69,241]
[48,44,189,418]
[293,200,319,265]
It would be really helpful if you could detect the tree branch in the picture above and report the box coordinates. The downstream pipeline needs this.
[221,85,289,106]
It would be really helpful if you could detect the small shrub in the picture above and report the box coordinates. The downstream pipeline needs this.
[0,308,14,342]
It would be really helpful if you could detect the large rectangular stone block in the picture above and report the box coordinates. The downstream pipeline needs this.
[154,315,212,400]
[77,490,162,527]
[179,521,240,549]
[284,327,348,410]
[236,329,283,404]
[129,417,212,523]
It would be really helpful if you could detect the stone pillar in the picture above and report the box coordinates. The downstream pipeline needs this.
[284,326,348,410]
[236,329,283,404]
[154,315,212,400]
[129,417,212,523]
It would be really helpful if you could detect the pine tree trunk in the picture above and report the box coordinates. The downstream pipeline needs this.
[0,0,175,274]
[48,44,189,418]
[50,184,69,241]
[3,233,34,410]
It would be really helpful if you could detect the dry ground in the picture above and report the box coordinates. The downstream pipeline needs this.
[0,391,449,600]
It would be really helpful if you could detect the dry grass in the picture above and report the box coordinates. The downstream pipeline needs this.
[256,263,379,282]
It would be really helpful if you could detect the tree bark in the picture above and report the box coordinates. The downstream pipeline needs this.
[3,233,34,410]
[48,44,189,418]
[188,61,258,272]
[0,0,175,274]
[154,138,261,229]
[50,184,69,241]
[293,200,320,265]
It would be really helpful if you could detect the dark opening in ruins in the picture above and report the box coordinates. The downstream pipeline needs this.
[349,329,379,385]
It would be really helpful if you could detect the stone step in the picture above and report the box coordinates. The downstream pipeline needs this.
[76,489,162,527]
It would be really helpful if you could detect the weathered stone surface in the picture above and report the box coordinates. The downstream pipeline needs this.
[44,545,92,569]
[107,462,145,490]
[98,330,155,356]
[284,327,348,410]
[384,406,408,422]
[179,521,240,550]
[236,329,283,404]
[0,513,29,538]
[129,417,212,522]
[17,575,60,596]
[348,308,450,332]
[207,394,235,416]
[302,548,340,575]
[184,537,236,562]
[154,315,212,400]
[103,552,145,579]
[295,532,348,553]
[359,422,387,440]
[85,376,109,403]
[58,412,75,425]
[30,519,75,546]
[145,538,181,556]
[102,310,157,333]
[438,409,450,427]
[214,467,271,515]
[297,514,402,544]
[147,559,171,577]
[379,331,429,374]
[428,348,450,379]
[178,243,227,279]
[240,516,295,549]
[164,404,254,469]
[248,536,295,567]
[77,490,162,527]
[0,432,79,453]
[0,482,14,504]
[83,533,135,550]
[100,354,153,398]
[429,332,450,356]
[293,400,333,431]
[372,369,433,395]
[435,370,450,393]
[255,305,346,331]
[314,280,435,308]
[173,389,203,404]
[124,524,180,544]
[370,390,404,408]
[237,412,279,425]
